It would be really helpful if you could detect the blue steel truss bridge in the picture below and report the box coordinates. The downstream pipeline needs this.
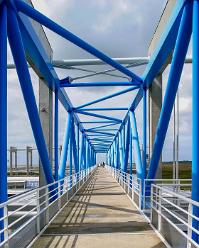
[0,0,198,247]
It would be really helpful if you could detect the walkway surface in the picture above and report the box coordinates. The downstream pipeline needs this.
[33,168,166,248]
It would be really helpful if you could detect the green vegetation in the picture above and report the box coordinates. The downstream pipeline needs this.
[162,161,191,179]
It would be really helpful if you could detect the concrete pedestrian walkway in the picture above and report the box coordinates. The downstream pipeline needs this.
[32,167,166,248]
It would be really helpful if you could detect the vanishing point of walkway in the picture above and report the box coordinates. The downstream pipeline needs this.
[33,168,166,248]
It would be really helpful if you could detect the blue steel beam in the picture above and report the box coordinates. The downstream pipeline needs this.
[15,0,142,83]
[116,136,120,169]
[89,138,112,141]
[69,133,73,186]
[76,110,122,123]
[79,134,84,171]
[86,130,115,136]
[123,118,130,172]
[85,123,119,131]
[93,142,111,144]
[92,146,111,148]
[94,148,109,151]
[0,4,7,242]
[54,88,59,181]
[192,0,199,242]
[119,131,124,170]
[7,7,55,185]
[59,112,72,179]
[130,111,143,179]
[76,124,80,172]
[83,138,86,170]
[90,141,112,144]
[94,146,110,148]
[80,121,114,124]
[87,134,113,137]
[93,143,111,145]
[76,86,139,109]
[86,128,118,132]
[129,127,133,182]
[147,1,192,180]
[89,138,112,143]
[60,82,141,87]
[142,88,147,179]
[74,108,128,111]
[71,118,79,173]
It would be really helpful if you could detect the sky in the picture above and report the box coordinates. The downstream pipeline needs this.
[7,0,193,164]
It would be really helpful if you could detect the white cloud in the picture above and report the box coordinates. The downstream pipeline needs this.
[92,0,134,33]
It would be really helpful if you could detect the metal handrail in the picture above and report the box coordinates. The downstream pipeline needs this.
[151,183,199,248]
[0,166,96,247]
[106,165,199,247]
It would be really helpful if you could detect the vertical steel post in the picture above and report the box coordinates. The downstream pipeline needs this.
[123,126,125,150]
[129,128,133,185]
[83,136,86,170]
[71,122,78,173]
[143,88,147,179]
[192,0,199,242]
[79,133,84,171]
[0,4,7,242]
[7,8,54,185]
[77,124,80,170]
[69,130,73,187]
[123,118,130,172]
[85,140,89,169]
[119,131,124,170]
[58,112,72,179]
[130,111,143,179]
[114,141,117,168]
[116,136,120,169]
[54,88,59,181]
[147,2,192,180]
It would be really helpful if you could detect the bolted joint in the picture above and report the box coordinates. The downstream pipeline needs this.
[59,76,72,87]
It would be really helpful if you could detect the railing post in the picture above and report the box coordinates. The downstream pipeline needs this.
[131,175,134,201]
[139,179,142,209]
[143,179,146,211]
[26,146,30,176]
[36,189,40,234]
[3,206,8,243]
[45,188,49,224]
[187,203,192,248]
[158,188,162,232]
[128,174,130,195]
[58,181,61,210]
[65,178,68,201]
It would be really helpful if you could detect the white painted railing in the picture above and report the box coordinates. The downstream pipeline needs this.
[143,178,191,213]
[106,166,142,208]
[151,183,199,248]
[0,166,96,248]
[106,165,198,248]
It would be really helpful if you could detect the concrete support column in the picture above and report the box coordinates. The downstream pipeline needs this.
[39,81,53,186]
[148,74,162,178]
[39,79,53,231]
